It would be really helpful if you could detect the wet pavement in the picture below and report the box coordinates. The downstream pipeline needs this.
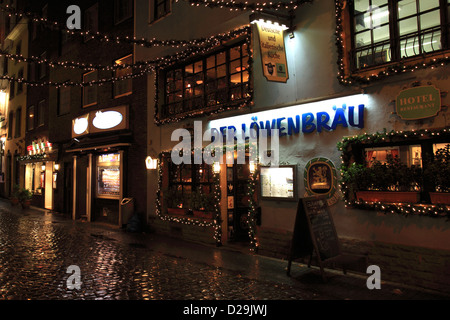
[0,199,448,305]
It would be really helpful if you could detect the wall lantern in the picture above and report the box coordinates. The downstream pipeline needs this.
[145,156,158,170]
[213,162,221,174]
[54,163,60,171]
[41,163,46,172]
[249,161,257,173]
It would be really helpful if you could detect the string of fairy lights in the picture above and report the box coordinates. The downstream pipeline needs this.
[337,127,450,219]
[334,0,450,85]
[178,0,313,11]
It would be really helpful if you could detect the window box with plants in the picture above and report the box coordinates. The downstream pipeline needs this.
[190,190,214,220]
[424,144,450,205]
[343,155,422,204]
[163,187,187,216]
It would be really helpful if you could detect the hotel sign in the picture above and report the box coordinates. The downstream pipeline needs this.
[396,86,441,120]
[256,21,288,83]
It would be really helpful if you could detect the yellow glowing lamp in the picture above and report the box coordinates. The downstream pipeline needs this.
[145,156,158,170]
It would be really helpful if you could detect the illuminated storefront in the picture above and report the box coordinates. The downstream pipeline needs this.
[67,106,130,226]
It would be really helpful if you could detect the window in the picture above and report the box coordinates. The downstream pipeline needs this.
[7,111,13,139]
[82,70,98,107]
[17,68,23,94]
[84,4,98,42]
[151,0,171,22]
[39,52,47,79]
[161,41,250,120]
[114,0,133,24]
[27,106,35,131]
[114,54,133,98]
[14,108,21,138]
[37,100,45,127]
[58,86,71,115]
[349,0,450,70]
[9,78,15,99]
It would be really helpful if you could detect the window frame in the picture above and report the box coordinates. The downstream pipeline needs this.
[150,0,171,23]
[159,40,250,121]
[114,0,133,25]
[113,54,133,98]
[58,85,71,116]
[340,0,450,77]
[27,105,35,131]
[82,70,98,108]
[37,99,45,127]
[14,107,21,138]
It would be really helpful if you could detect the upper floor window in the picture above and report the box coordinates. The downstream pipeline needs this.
[349,0,450,70]
[37,100,45,127]
[159,41,250,121]
[14,107,21,138]
[58,86,71,116]
[114,54,133,98]
[84,3,98,42]
[114,0,133,24]
[83,70,98,108]
[7,111,13,139]
[151,0,171,22]
[27,106,35,131]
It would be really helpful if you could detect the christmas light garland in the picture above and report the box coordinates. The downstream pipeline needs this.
[247,166,259,252]
[178,0,313,11]
[334,0,450,86]
[337,127,450,219]
[154,26,253,125]
[1,4,250,49]
[0,68,150,88]
[154,152,223,244]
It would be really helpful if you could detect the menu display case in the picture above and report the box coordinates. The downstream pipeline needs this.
[260,165,297,201]
[96,153,121,199]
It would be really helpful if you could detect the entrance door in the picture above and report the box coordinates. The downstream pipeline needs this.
[227,164,251,242]
[64,162,73,216]
[75,155,88,220]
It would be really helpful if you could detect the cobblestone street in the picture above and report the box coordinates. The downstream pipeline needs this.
[0,199,448,304]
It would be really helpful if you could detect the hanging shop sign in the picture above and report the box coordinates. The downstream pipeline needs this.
[27,139,53,156]
[208,94,368,140]
[256,21,289,82]
[72,105,128,138]
[304,157,340,206]
[396,85,441,120]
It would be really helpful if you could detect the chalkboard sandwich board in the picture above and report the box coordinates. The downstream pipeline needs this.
[287,195,353,281]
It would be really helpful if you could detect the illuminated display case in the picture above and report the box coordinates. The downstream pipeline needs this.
[96,153,121,199]
[260,165,297,201]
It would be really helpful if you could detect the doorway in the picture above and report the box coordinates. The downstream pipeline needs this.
[226,164,252,243]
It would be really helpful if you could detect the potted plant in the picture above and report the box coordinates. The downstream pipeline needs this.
[10,184,21,206]
[345,155,421,203]
[18,188,33,209]
[424,144,450,204]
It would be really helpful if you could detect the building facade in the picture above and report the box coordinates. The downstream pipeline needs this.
[0,0,147,227]
[136,0,450,293]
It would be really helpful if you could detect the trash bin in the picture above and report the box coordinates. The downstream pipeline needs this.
[120,198,134,226]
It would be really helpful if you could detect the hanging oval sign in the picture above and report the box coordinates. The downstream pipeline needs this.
[92,111,123,130]
[73,116,89,135]
[304,157,340,206]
